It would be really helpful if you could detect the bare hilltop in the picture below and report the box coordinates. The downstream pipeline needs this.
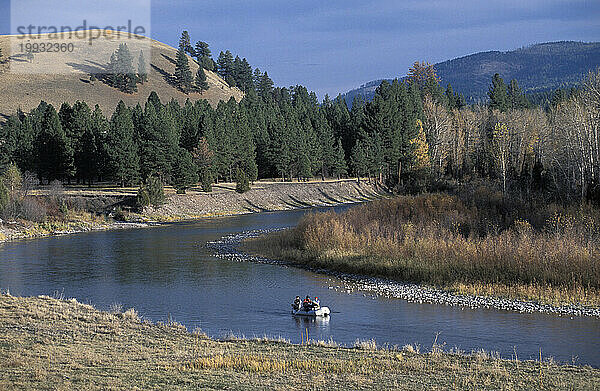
[0,31,243,120]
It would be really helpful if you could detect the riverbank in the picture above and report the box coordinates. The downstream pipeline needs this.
[238,192,600,310]
[143,179,386,221]
[0,212,150,243]
[210,230,600,317]
[1,293,598,390]
[0,179,385,243]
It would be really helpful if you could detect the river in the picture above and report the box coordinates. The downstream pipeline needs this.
[1,206,599,367]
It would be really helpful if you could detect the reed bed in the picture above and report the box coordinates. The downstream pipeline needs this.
[244,192,600,306]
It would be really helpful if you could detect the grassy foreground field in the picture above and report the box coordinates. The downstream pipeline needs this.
[242,192,600,307]
[1,294,598,390]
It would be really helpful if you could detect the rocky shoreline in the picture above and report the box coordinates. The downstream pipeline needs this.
[0,180,386,244]
[207,230,600,318]
[0,221,152,243]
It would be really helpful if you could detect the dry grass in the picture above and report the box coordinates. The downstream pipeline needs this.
[243,192,600,306]
[0,31,242,120]
[1,293,599,390]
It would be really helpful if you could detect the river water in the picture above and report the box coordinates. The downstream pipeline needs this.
[1,207,599,366]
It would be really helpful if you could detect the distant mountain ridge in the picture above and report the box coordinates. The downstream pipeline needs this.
[342,41,600,106]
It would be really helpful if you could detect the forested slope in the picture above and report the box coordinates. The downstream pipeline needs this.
[342,41,600,105]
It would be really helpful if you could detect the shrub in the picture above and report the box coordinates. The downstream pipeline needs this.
[59,200,68,216]
[146,176,165,206]
[258,192,600,305]
[136,186,150,208]
[201,170,213,193]
[1,199,20,220]
[235,169,250,194]
[49,180,64,201]
[113,206,127,222]
[0,179,8,212]
[67,196,88,212]
[20,171,38,197]
[2,164,22,198]
[20,198,46,222]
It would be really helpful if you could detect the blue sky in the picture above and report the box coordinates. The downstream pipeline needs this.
[2,0,599,98]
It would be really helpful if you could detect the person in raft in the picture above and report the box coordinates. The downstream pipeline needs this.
[292,296,301,311]
[302,295,314,311]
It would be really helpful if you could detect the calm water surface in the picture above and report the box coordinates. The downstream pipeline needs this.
[1,207,599,366]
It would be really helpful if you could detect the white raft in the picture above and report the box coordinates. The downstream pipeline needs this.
[292,306,330,317]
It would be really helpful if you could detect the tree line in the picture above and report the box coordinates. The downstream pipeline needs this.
[1,39,599,205]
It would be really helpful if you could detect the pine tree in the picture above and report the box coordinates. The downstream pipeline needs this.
[324,95,352,158]
[70,101,95,184]
[0,115,21,168]
[253,68,262,92]
[106,101,139,186]
[138,51,148,83]
[351,139,368,182]
[36,104,74,182]
[106,43,138,93]
[90,105,110,182]
[174,45,193,92]
[217,50,234,81]
[194,41,214,70]
[507,79,530,109]
[200,170,213,192]
[360,79,418,185]
[11,114,36,174]
[138,100,177,181]
[193,41,205,60]
[225,75,236,87]
[171,148,198,193]
[407,61,443,100]
[488,73,509,112]
[331,139,348,178]
[235,168,250,193]
[257,72,274,100]
[231,104,258,182]
[195,67,209,92]
[233,56,243,87]
[238,58,254,92]
[193,136,214,192]
[179,31,194,56]
[147,91,162,112]
[145,176,165,206]
[211,104,234,180]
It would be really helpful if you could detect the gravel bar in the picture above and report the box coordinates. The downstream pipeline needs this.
[207,229,600,318]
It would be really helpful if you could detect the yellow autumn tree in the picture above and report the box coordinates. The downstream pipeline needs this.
[407,61,441,92]
[492,122,510,195]
[411,119,431,171]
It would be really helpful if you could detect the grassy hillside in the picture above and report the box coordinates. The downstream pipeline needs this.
[0,31,243,120]
[342,41,600,105]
